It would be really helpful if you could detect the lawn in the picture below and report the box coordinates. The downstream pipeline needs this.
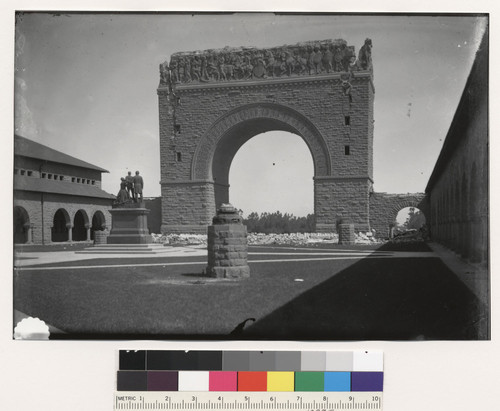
[13,242,487,340]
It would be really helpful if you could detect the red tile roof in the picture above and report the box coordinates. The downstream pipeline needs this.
[14,135,109,173]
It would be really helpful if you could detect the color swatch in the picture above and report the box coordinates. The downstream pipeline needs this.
[117,350,383,392]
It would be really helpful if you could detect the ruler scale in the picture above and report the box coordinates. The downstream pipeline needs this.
[114,392,383,410]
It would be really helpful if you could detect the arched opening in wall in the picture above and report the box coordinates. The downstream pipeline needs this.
[52,209,70,242]
[227,131,314,233]
[393,206,427,238]
[14,206,30,244]
[72,210,89,241]
[460,171,468,257]
[91,211,106,240]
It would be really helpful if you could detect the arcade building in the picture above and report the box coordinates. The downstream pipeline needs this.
[13,135,114,245]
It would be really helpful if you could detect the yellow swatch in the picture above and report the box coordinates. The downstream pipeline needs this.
[267,372,295,392]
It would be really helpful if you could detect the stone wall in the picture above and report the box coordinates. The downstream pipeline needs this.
[158,39,374,234]
[14,191,113,244]
[143,197,162,234]
[161,181,216,233]
[315,177,372,232]
[425,31,488,264]
[369,192,427,238]
[14,156,103,188]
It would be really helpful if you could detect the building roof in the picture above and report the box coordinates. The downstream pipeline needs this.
[14,175,116,200]
[14,135,109,173]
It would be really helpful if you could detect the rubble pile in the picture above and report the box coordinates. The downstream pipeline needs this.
[151,233,207,246]
[151,231,384,246]
[354,231,383,245]
[247,232,338,246]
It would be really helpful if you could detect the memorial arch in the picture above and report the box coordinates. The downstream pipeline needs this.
[158,39,375,233]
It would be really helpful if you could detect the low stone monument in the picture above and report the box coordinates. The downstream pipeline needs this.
[106,173,152,244]
[206,203,250,278]
[338,218,355,245]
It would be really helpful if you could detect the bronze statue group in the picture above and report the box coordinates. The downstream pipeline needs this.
[116,170,144,205]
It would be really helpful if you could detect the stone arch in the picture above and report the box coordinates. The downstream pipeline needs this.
[13,206,30,244]
[470,162,479,217]
[91,210,107,240]
[469,162,482,262]
[387,199,427,229]
[440,193,445,235]
[369,193,426,238]
[191,102,332,182]
[460,170,468,257]
[453,179,460,250]
[51,208,71,242]
[191,102,332,210]
[72,209,90,241]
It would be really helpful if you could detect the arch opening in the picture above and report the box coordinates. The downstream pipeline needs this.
[227,131,314,221]
[14,206,30,244]
[72,210,89,241]
[193,103,331,182]
[52,209,70,242]
[91,211,106,240]
[393,206,427,238]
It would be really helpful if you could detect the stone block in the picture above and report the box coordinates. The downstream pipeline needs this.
[338,223,355,245]
[206,204,250,278]
[208,266,250,279]
[222,238,247,246]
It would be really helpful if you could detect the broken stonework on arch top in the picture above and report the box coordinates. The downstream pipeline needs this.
[159,38,373,85]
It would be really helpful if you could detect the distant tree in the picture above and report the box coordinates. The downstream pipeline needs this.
[242,211,315,233]
[403,207,426,230]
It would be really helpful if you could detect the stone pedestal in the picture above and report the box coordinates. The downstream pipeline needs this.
[94,231,108,245]
[206,204,250,279]
[338,223,355,245]
[107,202,152,244]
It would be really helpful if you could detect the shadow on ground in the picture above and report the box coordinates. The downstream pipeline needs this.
[243,241,487,340]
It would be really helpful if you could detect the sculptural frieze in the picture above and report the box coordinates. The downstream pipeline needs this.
[160,39,372,86]
[357,38,373,71]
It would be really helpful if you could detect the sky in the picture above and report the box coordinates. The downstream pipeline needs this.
[14,13,487,217]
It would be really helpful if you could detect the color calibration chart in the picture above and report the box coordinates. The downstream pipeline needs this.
[115,350,383,410]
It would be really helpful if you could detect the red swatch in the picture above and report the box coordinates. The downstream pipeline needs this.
[237,372,267,391]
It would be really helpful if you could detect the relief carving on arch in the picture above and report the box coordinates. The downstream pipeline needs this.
[192,104,331,180]
[160,39,372,86]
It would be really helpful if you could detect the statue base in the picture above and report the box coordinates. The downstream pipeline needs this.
[107,205,152,244]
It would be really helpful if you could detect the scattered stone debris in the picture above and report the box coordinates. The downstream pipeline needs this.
[151,233,206,246]
[151,231,384,246]
[247,232,339,246]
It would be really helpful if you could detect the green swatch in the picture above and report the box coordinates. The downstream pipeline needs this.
[294,372,324,391]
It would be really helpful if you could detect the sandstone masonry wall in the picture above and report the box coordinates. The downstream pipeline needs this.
[14,191,113,244]
[158,72,374,233]
[425,32,488,264]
